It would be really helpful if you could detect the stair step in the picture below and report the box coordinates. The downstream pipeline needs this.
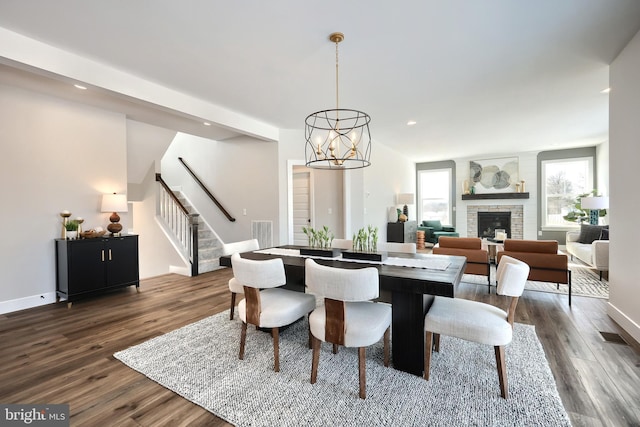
[198,259,220,274]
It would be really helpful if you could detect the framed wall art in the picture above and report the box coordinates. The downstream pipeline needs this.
[469,157,519,193]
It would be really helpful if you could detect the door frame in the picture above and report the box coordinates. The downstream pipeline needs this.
[287,160,315,244]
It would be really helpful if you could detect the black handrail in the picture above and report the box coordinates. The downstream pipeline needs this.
[155,173,191,216]
[178,157,236,222]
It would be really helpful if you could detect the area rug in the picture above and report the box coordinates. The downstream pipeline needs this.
[463,260,608,299]
[114,311,571,426]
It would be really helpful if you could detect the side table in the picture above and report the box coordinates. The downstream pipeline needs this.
[482,239,504,264]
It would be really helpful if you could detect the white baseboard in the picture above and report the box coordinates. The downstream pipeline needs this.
[169,265,192,276]
[0,292,58,315]
[607,302,640,344]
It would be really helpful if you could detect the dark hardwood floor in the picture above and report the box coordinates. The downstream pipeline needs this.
[1,268,639,426]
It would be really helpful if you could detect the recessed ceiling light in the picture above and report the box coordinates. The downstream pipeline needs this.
[203,122,211,126]
[600,88,611,94]
[407,120,417,126]
[74,84,87,90]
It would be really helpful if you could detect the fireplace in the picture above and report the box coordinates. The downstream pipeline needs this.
[467,205,523,240]
[477,212,511,239]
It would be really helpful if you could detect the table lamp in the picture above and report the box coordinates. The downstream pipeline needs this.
[101,193,128,235]
[580,196,609,225]
[397,193,415,220]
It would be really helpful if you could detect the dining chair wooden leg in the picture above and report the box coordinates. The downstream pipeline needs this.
[424,331,433,380]
[358,347,366,399]
[434,333,441,352]
[495,345,508,399]
[239,322,247,360]
[229,292,237,320]
[332,343,339,354]
[311,336,320,384]
[272,327,280,372]
[383,327,390,367]
[308,320,312,349]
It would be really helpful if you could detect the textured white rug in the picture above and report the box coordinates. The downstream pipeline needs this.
[115,311,571,426]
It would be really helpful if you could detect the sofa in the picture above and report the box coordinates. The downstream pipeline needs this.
[566,224,609,279]
[433,237,490,290]
[496,239,572,305]
[417,220,459,244]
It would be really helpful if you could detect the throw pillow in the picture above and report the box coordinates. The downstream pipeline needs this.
[600,228,609,240]
[578,224,607,244]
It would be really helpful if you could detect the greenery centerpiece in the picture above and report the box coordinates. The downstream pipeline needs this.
[300,226,341,257]
[343,225,386,262]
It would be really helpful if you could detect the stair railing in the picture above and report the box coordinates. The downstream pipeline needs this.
[156,173,199,276]
[178,157,236,222]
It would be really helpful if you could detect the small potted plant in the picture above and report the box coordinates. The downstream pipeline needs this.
[65,220,79,239]
[300,226,340,257]
[343,225,386,262]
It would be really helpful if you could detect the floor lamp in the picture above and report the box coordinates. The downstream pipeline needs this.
[580,196,609,225]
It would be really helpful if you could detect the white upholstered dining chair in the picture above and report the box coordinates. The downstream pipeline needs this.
[331,238,353,250]
[377,242,417,254]
[231,253,316,372]
[222,239,260,320]
[305,258,392,399]
[423,255,530,398]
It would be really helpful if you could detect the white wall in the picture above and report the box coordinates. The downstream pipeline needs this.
[0,84,128,313]
[161,133,280,245]
[608,29,640,343]
[131,163,187,278]
[363,143,416,241]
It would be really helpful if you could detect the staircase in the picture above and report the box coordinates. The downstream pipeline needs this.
[174,192,223,274]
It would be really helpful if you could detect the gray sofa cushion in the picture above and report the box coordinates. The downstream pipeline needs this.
[578,224,608,244]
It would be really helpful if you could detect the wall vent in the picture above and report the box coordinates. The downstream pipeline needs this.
[599,331,628,345]
[252,220,273,249]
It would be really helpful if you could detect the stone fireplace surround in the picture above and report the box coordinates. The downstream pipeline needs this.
[466,205,523,240]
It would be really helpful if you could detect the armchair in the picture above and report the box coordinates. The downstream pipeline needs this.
[417,220,459,244]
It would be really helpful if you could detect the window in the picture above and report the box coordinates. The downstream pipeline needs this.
[541,157,593,228]
[418,168,452,224]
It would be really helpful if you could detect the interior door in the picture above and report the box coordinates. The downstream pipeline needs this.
[292,169,311,246]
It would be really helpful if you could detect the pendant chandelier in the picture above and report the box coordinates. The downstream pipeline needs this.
[305,32,372,169]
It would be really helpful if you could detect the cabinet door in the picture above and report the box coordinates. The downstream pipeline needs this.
[105,237,139,287]
[68,240,107,293]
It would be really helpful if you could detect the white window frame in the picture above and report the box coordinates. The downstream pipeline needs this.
[541,156,593,231]
[418,167,453,225]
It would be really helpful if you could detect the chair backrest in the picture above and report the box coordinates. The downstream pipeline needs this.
[503,239,558,254]
[437,236,481,250]
[222,239,260,256]
[305,259,379,302]
[377,242,417,254]
[496,255,530,297]
[423,220,443,231]
[331,238,353,250]
[230,253,286,289]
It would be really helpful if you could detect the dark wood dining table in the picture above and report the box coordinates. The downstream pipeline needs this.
[219,246,466,376]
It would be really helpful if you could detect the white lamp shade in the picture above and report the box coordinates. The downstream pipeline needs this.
[581,196,609,210]
[397,193,415,205]
[101,193,128,213]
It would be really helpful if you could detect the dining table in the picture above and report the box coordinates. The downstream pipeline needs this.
[219,245,466,376]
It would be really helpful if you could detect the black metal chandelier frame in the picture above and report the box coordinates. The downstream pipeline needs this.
[304,32,372,170]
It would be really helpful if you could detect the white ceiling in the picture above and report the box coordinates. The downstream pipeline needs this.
[1,1,640,162]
